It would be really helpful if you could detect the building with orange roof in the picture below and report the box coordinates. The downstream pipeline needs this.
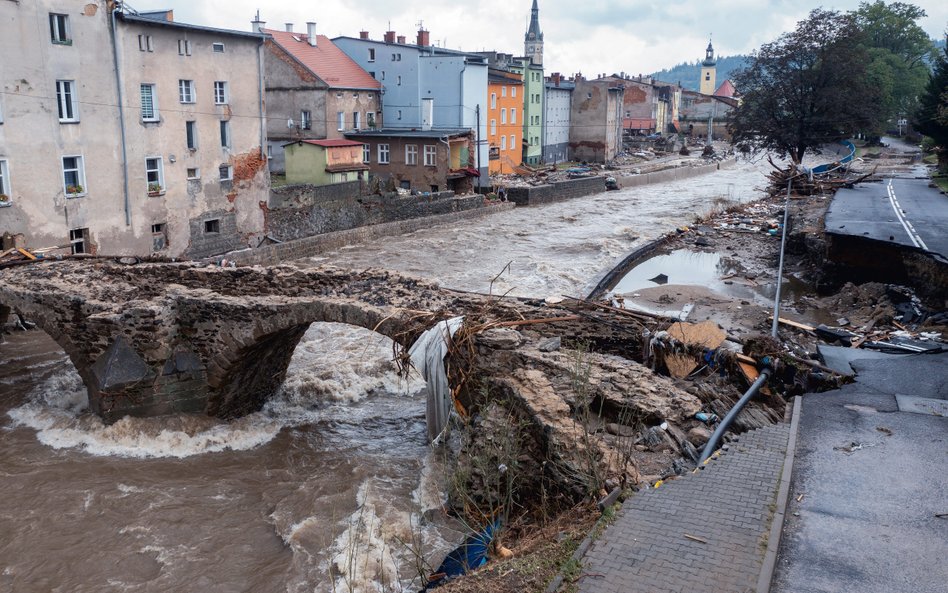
[258,18,382,173]
[487,68,524,174]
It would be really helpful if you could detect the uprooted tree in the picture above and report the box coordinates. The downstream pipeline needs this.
[729,9,885,163]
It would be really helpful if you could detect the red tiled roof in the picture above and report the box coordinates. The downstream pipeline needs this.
[713,79,736,98]
[265,29,381,90]
[298,139,366,148]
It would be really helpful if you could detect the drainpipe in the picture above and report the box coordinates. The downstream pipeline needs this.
[110,5,131,227]
[697,364,772,464]
[257,35,267,161]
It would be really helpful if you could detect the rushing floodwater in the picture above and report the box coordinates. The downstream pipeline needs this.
[0,160,768,592]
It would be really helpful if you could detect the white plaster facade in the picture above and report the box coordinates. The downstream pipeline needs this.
[0,2,268,258]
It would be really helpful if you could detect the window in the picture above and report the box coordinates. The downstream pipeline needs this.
[362,144,370,163]
[705,73,711,81]
[212,43,225,53]
[0,97,3,123]
[69,228,89,254]
[186,121,197,150]
[378,144,390,164]
[141,84,158,121]
[501,86,506,98]
[145,157,164,193]
[151,223,168,251]
[186,167,199,179]
[381,71,385,80]
[511,108,516,124]
[219,165,232,181]
[337,111,345,131]
[62,156,85,196]
[204,219,220,233]
[179,80,195,103]
[397,109,402,120]
[220,121,231,149]
[396,75,401,86]
[490,93,497,109]
[369,71,376,79]
[353,112,361,130]
[138,34,153,52]
[490,119,496,135]
[368,48,375,62]
[405,144,417,165]
[501,108,507,124]
[511,134,516,148]
[423,145,436,166]
[178,39,192,56]
[49,13,70,44]
[501,136,507,150]
[512,86,517,98]
[300,110,311,130]
[214,81,228,105]
[0,159,10,205]
[56,80,78,122]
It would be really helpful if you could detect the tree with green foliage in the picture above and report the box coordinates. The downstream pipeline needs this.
[730,9,885,163]
[914,44,948,169]
[854,2,935,135]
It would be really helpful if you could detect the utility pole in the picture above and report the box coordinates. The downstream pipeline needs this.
[475,103,482,190]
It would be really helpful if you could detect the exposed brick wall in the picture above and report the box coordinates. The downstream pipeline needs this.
[186,210,240,258]
[269,181,364,209]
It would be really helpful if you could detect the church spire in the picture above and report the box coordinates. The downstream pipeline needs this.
[524,0,543,65]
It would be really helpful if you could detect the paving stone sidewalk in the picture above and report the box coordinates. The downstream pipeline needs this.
[578,422,792,593]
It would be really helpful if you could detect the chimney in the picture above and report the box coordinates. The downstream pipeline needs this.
[552,72,561,87]
[251,10,265,33]
[306,22,317,47]
[417,29,429,47]
[397,35,406,44]
[285,23,293,32]
[359,30,369,40]
[383,30,396,43]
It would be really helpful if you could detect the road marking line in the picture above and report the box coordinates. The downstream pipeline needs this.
[886,180,929,251]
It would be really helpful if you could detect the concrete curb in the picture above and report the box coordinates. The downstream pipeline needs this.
[755,395,802,593]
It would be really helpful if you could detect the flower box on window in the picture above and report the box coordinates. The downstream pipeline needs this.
[65,184,84,196]
[0,194,10,207]
[147,183,163,196]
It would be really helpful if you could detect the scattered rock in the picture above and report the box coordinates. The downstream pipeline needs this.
[687,426,713,446]
[537,336,562,352]
[478,327,524,350]
[605,423,636,437]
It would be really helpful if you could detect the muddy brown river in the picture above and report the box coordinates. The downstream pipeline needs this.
[0,160,767,592]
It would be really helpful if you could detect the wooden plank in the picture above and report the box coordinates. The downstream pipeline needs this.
[16,248,36,260]
[736,353,757,365]
[666,320,726,350]
[768,316,815,332]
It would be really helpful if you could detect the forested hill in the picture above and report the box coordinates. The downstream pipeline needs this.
[649,55,749,91]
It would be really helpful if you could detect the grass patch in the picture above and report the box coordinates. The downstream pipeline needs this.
[269,173,289,188]
[923,153,938,165]
[932,175,948,193]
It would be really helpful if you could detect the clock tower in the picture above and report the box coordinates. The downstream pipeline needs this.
[700,39,717,95]
[524,0,543,66]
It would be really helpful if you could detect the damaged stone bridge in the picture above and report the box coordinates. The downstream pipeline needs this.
[1,260,703,487]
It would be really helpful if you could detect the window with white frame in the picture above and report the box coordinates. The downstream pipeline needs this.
[219,121,231,148]
[49,13,71,44]
[179,80,195,103]
[501,86,507,98]
[56,80,78,122]
[510,134,516,148]
[145,157,164,193]
[0,159,10,204]
[300,110,311,130]
[69,228,89,254]
[187,167,199,179]
[219,164,232,181]
[353,112,361,130]
[377,144,390,164]
[501,108,507,124]
[62,155,85,196]
[490,93,497,109]
[363,144,370,163]
[405,144,418,165]
[511,108,516,124]
[140,83,158,121]
[212,42,225,53]
[214,81,228,105]
[337,111,345,131]
[178,39,192,55]
[138,34,153,52]
[501,136,507,150]
[423,145,436,166]
[490,119,496,136]
[511,86,517,97]
[186,120,197,150]
[368,48,375,62]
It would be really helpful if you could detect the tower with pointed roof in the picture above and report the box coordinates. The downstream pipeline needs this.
[524,0,543,66]
[700,39,716,95]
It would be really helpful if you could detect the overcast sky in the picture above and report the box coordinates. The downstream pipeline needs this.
[129,0,948,74]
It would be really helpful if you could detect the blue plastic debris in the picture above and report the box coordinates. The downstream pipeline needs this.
[424,519,501,590]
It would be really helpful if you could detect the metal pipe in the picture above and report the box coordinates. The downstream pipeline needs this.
[770,179,793,337]
[110,5,131,227]
[698,366,771,464]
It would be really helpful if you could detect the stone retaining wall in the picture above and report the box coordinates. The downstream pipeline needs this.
[227,202,516,266]
[506,176,606,206]
[621,159,734,188]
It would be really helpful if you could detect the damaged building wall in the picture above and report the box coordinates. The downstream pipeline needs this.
[116,15,268,258]
[542,81,572,164]
[679,91,735,140]
[569,79,624,162]
[0,0,125,254]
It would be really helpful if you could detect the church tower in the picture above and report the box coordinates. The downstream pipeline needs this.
[700,39,716,95]
[524,0,543,66]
